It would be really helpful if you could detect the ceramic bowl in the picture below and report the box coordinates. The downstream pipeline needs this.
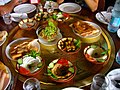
[47,58,76,83]
[18,18,36,30]
[16,56,45,76]
[84,45,108,64]
[57,37,81,54]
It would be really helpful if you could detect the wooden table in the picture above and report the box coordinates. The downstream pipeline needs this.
[0,7,120,90]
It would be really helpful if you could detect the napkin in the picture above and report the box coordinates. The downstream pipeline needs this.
[10,13,28,22]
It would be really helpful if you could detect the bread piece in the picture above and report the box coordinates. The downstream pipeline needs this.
[0,61,9,90]
[0,31,8,41]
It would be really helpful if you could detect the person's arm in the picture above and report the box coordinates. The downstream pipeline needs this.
[56,0,64,4]
[0,0,28,16]
[84,0,99,12]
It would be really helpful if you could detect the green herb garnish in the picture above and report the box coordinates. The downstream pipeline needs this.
[96,59,105,62]
[90,45,97,49]
[74,39,81,48]
[68,67,74,73]
[47,69,58,80]
[101,49,109,55]
[27,50,40,58]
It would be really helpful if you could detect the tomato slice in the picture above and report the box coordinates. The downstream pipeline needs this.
[19,66,30,75]
[62,13,70,18]
[57,58,68,66]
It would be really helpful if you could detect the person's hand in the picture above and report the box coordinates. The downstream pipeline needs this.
[0,5,13,16]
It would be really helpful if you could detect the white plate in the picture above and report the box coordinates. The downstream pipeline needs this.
[0,37,6,46]
[14,3,36,14]
[5,38,40,60]
[38,32,62,46]
[44,1,59,9]
[59,3,81,13]
[62,87,83,90]
[106,69,120,90]
[117,29,120,38]
[95,11,111,24]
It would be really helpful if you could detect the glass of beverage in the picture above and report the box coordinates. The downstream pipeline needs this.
[2,13,12,25]
[23,78,40,90]
[90,74,110,90]
[107,6,113,13]
[47,1,54,13]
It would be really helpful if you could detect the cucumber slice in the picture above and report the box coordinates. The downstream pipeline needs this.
[17,59,23,65]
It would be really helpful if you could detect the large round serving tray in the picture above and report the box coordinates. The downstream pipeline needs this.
[2,14,115,90]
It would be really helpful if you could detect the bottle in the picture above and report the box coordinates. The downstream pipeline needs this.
[107,0,120,33]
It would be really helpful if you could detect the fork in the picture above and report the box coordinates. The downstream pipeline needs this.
[99,12,109,23]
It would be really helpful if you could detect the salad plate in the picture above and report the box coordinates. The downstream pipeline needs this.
[59,3,81,13]
[95,11,111,24]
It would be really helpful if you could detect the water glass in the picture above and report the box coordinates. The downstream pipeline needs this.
[2,13,12,25]
[107,6,113,13]
[116,49,120,64]
[23,78,40,90]
[47,1,54,13]
[90,74,110,90]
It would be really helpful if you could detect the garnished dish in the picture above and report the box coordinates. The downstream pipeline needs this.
[84,45,108,64]
[0,31,8,46]
[0,61,11,90]
[36,18,62,45]
[18,18,36,30]
[57,37,81,54]
[5,38,40,60]
[35,11,70,22]
[16,50,44,76]
[47,58,76,83]
[70,20,102,43]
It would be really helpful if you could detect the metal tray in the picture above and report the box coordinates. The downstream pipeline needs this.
[2,14,115,90]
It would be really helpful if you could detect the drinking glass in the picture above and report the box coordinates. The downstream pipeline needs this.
[107,6,113,13]
[90,74,110,90]
[2,13,12,25]
[46,1,54,13]
[23,78,40,90]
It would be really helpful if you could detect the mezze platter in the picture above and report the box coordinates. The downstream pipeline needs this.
[2,13,115,90]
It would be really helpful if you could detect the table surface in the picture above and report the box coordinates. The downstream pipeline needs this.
[0,6,120,90]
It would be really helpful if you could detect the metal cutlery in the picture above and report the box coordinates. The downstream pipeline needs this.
[99,12,109,23]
